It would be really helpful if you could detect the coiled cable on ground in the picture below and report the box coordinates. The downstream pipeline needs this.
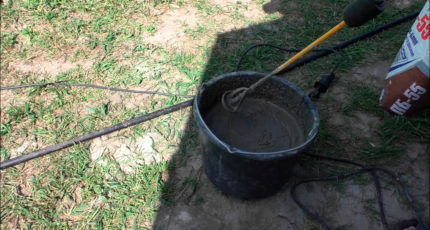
[290,152,426,230]
[0,11,424,229]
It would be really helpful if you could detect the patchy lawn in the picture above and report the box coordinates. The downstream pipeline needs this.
[1,0,428,229]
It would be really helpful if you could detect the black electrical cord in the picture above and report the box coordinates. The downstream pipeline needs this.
[0,11,419,171]
[291,153,425,230]
[235,44,342,99]
[235,45,342,75]
[280,10,420,73]
[0,82,195,98]
[234,11,420,75]
[0,10,425,229]
[0,45,340,170]
[1,45,341,98]
[303,153,388,229]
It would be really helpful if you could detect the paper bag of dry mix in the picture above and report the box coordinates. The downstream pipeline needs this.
[379,1,429,116]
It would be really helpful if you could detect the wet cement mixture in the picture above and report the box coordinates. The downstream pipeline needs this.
[204,97,305,152]
[154,61,429,230]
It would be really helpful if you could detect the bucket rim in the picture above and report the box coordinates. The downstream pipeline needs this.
[193,71,319,161]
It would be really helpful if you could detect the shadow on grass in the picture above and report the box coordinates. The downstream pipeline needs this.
[152,1,429,229]
[152,1,312,229]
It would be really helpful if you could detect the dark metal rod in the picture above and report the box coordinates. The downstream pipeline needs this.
[0,100,193,170]
[0,11,419,170]
[282,10,420,72]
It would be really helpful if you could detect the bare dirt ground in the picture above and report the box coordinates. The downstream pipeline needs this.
[8,58,93,78]
[1,0,427,229]
[154,61,429,230]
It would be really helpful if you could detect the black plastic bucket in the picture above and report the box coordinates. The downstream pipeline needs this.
[193,72,319,199]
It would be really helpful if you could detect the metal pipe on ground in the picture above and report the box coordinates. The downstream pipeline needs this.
[0,10,420,170]
[0,100,193,170]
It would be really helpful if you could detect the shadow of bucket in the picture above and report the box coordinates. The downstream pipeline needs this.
[193,72,320,199]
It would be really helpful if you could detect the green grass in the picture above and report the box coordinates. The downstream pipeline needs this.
[1,144,172,228]
[378,110,430,142]
[344,84,383,115]
[1,0,428,228]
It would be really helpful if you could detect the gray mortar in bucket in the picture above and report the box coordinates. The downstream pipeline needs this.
[193,71,319,198]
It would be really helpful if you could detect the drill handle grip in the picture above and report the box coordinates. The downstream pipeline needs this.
[344,0,385,27]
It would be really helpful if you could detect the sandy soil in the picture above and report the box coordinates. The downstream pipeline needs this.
[153,61,429,230]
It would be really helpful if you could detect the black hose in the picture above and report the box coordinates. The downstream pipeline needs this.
[303,153,389,229]
[235,45,342,75]
[291,167,382,230]
[0,11,418,170]
[0,100,193,170]
[280,10,419,73]
[291,153,425,230]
